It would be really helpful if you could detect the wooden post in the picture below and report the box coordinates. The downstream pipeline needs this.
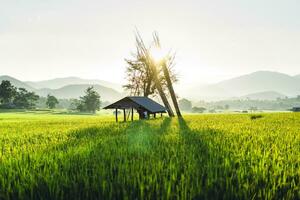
[154,113,156,118]
[123,109,126,122]
[115,108,118,122]
[131,108,134,121]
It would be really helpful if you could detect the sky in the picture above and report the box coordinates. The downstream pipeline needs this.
[1,0,300,88]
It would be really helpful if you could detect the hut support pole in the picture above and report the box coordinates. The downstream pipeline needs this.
[115,108,118,122]
[154,113,156,118]
[123,109,126,122]
[131,108,134,121]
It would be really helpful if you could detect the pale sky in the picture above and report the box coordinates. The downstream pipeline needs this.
[1,0,300,87]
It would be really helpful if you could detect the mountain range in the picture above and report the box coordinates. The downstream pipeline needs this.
[1,71,300,101]
[0,76,123,102]
[26,77,122,92]
[183,71,300,101]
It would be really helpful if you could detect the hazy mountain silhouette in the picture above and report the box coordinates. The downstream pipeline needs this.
[2,71,300,102]
[0,75,123,102]
[0,75,35,91]
[241,91,286,101]
[215,71,300,96]
[26,77,123,92]
[36,84,122,102]
[186,71,300,100]
[295,74,300,79]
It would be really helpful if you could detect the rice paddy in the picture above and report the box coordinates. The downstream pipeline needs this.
[0,112,299,199]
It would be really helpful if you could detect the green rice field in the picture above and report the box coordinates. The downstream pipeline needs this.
[0,112,299,199]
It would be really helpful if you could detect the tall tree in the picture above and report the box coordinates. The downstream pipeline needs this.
[78,87,101,113]
[46,94,59,109]
[0,80,16,104]
[152,33,182,117]
[124,31,177,117]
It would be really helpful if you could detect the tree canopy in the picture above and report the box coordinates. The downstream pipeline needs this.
[124,32,178,97]
[0,80,16,105]
[76,87,101,113]
[0,81,39,109]
[46,94,59,109]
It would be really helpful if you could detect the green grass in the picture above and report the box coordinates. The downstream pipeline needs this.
[0,112,299,199]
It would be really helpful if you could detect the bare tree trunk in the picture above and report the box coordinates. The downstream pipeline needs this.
[151,63,175,117]
[162,63,182,117]
[134,31,175,117]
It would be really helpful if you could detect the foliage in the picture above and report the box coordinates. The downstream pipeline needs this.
[195,97,300,111]
[13,88,39,109]
[0,80,16,104]
[0,81,39,109]
[46,94,59,109]
[124,32,178,97]
[77,87,101,113]
[192,106,206,113]
[0,113,298,199]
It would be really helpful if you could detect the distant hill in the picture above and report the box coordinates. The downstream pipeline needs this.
[0,75,34,91]
[185,71,300,100]
[215,71,300,96]
[26,77,123,92]
[36,84,122,102]
[295,74,300,79]
[241,91,286,101]
[0,75,123,102]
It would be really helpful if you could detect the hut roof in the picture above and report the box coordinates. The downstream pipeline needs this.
[103,96,166,113]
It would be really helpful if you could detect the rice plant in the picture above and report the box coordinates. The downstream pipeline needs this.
[0,112,299,199]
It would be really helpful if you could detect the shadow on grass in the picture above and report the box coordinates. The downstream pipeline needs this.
[2,117,287,200]
[177,118,245,200]
[2,118,232,199]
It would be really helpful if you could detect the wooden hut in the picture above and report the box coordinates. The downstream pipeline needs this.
[103,96,167,122]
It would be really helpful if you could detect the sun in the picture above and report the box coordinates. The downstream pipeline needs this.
[150,47,167,64]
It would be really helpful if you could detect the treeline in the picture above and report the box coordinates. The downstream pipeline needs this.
[179,97,300,113]
[0,81,103,113]
[0,81,39,109]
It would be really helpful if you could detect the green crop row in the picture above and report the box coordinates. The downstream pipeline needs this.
[0,112,299,199]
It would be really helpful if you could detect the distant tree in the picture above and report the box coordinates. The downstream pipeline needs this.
[77,87,101,113]
[13,88,39,109]
[297,95,300,100]
[192,107,206,113]
[69,99,81,111]
[224,104,230,110]
[179,98,192,111]
[215,105,224,110]
[0,80,16,105]
[46,94,59,109]
[249,106,258,112]
[208,109,216,113]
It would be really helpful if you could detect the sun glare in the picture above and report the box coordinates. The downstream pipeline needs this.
[150,47,166,64]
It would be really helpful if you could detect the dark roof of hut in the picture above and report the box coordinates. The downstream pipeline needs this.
[103,96,167,113]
